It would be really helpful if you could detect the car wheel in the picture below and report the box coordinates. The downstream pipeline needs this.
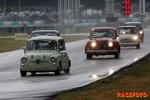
[141,37,144,43]
[55,64,61,75]
[142,34,144,43]
[20,69,27,76]
[136,43,140,49]
[64,67,70,74]
[114,53,120,59]
[86,53,92,59]
[31,72,36,76]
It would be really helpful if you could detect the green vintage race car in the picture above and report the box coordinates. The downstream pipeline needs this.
[20,36,71,76]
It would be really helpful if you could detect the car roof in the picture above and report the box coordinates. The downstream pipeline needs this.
[125,22,141,24]
[118,26,137,28]
[31,30,59,34]
[91,27,116,31]
[28,36,63,41]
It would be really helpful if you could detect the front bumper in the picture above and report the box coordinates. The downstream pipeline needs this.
[20,61,58,72]
[86,50,119,55]
[120,43,139,46]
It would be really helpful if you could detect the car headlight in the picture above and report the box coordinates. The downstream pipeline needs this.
[117,37,119,40]
[50,57,56,62]
[108,42,113,47]
[133,36,138,40]
[139,30,143,34]
[91,42,96,47]
[122,31,126,34]
[21,57,27,63]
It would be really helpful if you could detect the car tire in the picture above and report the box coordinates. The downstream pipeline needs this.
[114,53,120,59]
[55,64,61,75]
[141,37,144,43]
[136,43,140,49]
[20,69,27,76]
[64,67,70,74]
[86,53,92,59]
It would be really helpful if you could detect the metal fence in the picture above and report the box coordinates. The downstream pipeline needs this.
[0,22,148,34]
[0,25,54,34]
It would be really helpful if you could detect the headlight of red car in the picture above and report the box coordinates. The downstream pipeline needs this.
[108,42,113,47]
[91,42,96,47]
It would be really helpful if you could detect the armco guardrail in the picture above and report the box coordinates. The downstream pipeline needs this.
[75,22,148,33]
[0,26,54,34]
[0,22,148,34]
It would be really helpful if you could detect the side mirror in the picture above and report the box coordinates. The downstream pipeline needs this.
[23,46,26,54]
[113,34,119,39]
[23,46,26,50]
[87,34,92,40]
[58,33,60,36]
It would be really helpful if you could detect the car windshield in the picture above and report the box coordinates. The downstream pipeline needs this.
[31,32,58,37]
[27,40,57,50]
[117,28,137,35]
[125,24,142,29]
[91,30,115,37]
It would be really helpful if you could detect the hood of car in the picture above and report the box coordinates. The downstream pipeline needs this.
[25,51,57,58]
[92,37,113,42]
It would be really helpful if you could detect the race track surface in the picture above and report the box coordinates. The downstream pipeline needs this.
[0,28,150,100]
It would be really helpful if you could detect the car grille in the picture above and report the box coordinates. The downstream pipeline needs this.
[99,42,105,50]
[120,39,135,43]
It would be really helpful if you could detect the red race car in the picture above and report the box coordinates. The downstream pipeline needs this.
[85,27,121,59]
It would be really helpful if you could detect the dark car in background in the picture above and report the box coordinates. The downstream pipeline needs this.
[30,30,60,38]
[124,22,144,43]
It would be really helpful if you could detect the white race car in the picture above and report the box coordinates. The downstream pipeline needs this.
[117,26,140,49]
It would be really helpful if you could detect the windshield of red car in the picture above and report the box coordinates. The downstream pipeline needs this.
[117,28,137,35]
[91,30,115,37]
[27,40,57,50]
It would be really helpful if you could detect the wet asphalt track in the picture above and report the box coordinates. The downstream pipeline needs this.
[0,28,150,100]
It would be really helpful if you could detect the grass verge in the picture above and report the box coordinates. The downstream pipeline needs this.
[50,55,150,100]
[0,33,15,36]
[0,35,87,53]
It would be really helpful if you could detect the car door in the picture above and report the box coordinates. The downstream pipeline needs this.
[58,39,68,69]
